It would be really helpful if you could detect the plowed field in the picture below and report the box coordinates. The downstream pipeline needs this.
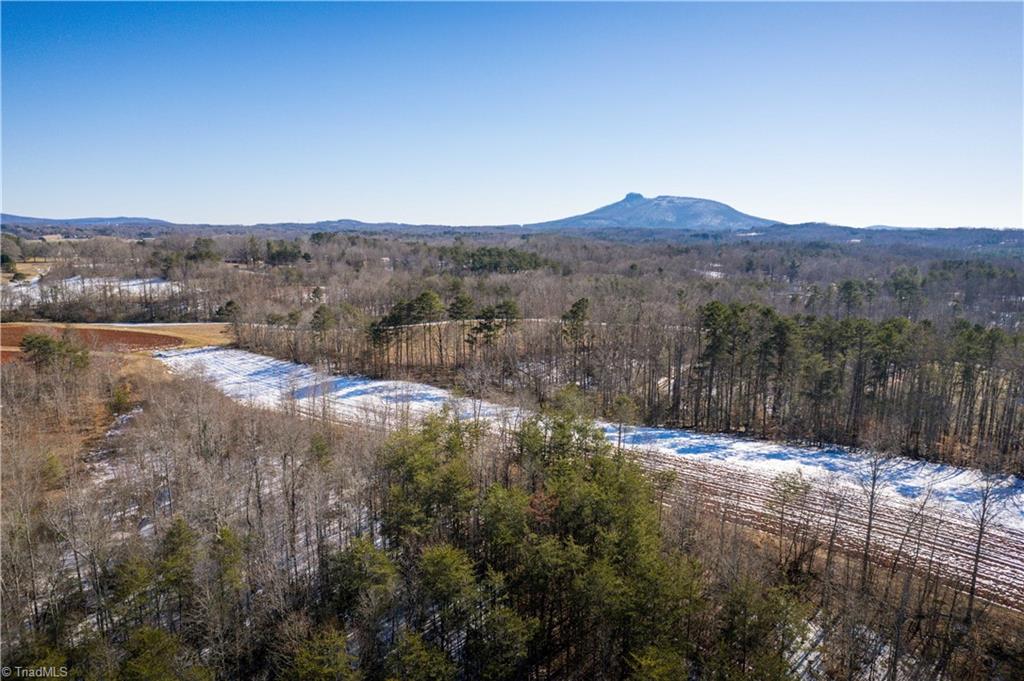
[0,324,184,353]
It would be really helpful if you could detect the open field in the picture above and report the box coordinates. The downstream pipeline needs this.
[1,276,182,308]
[0,322,231,362]
[157,345,1024,612]
[0,258,52,285]
[94,322,232,347]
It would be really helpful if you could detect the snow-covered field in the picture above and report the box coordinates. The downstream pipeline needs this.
[157,347,1023,528]
[157,346,1024,608]
[157,346,520,426]
[2,276,181,307]
[615,425,1023,529]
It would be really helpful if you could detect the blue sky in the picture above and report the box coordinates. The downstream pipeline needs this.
[2,2,1022,227]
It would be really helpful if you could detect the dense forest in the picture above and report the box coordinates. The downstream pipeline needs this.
[2,337,1021,679]
[3,231,1022,475]
[249,295,1019,474]
[2,228,1023,679]
[3,231,1022,329]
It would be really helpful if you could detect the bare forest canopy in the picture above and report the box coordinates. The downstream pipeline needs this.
[3,342,1022,679]
[2,215,1023,679]
[3,228,1022,473]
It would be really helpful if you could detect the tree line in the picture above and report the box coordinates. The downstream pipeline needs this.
[4,229,1022,332]
[234,290,1022,475]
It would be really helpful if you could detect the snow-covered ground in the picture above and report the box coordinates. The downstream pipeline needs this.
[157,346,1023,531]
[156,346,521,429]
[1,276,181,307]
[615,425,1023,529]
[156,346,1024,608]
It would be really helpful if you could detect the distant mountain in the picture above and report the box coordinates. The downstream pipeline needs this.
[4,198,1016,247]
[1,214,173,227]
[527,193,779,231]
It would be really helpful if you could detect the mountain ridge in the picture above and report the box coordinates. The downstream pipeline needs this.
[1,214,174,227]
[3,196,1017,233]
[1,194,779,232]
[526,193,778,231]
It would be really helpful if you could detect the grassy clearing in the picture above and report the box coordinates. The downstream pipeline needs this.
[0,258,53,284]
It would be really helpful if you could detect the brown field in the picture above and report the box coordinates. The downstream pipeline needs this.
[0,323,231,360]
[108,323,232,347]
[0,258,53,284]
[0,324,184,353]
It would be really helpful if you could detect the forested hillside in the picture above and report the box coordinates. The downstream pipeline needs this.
[3,340,1021,679]
[2,227,1022,679]
[4,231,1021,473]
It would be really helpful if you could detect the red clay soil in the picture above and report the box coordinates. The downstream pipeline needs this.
[0,348,20,364]
[0,324,183,353]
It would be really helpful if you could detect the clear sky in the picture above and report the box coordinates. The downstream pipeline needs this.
[2,2,1022,228]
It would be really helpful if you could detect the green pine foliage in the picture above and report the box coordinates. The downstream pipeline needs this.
[316,398,805,679]
[19,332,89,371]
[3,387,812,679]
[437,245,549,274]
